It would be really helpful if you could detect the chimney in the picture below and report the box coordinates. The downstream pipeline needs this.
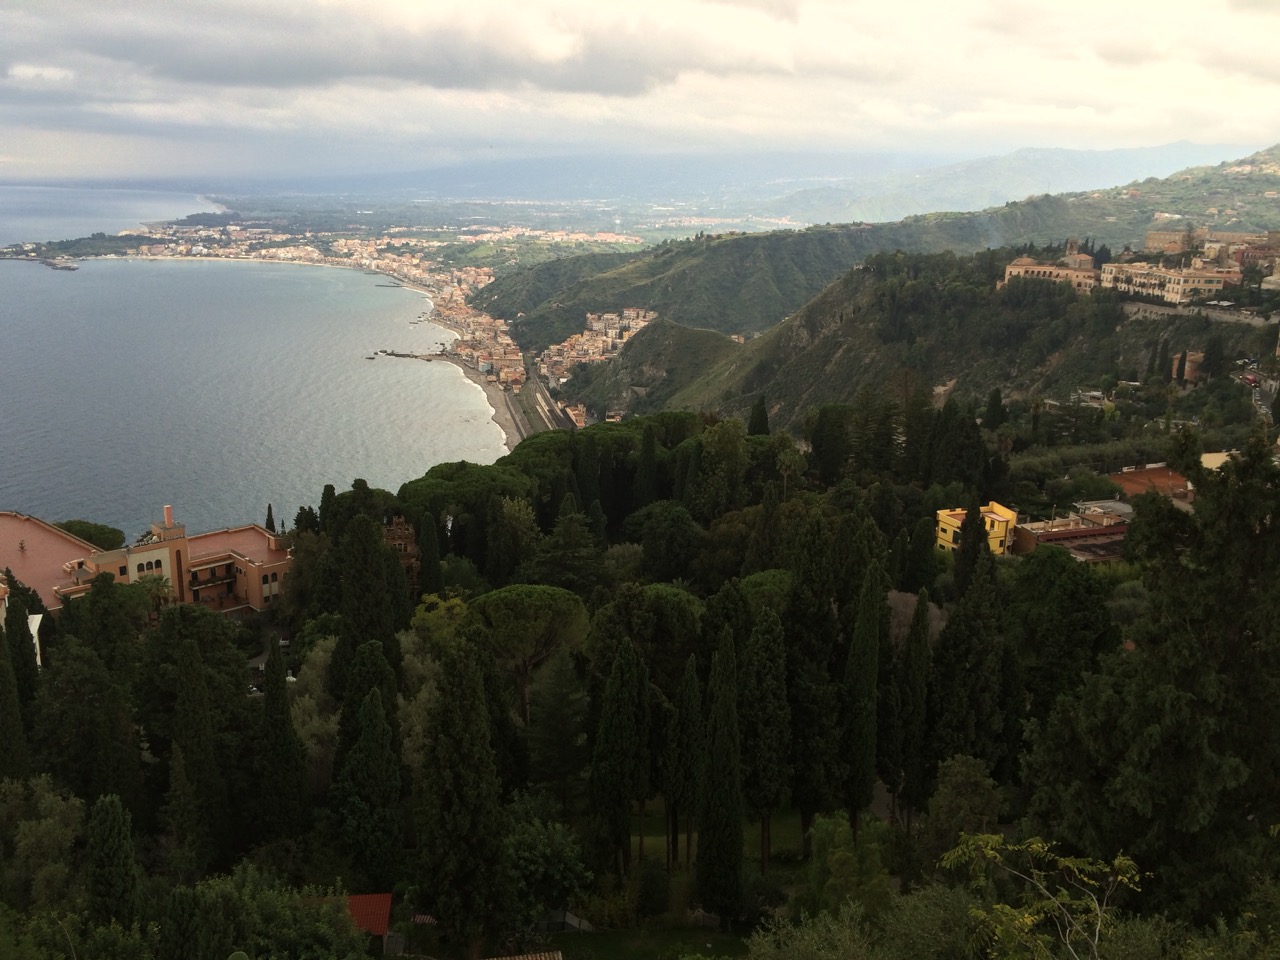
[164,504,174,527]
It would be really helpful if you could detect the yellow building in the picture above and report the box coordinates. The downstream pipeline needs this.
[936,501,1017,555]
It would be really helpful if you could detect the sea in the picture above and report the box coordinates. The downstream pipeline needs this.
[0,187,507,538]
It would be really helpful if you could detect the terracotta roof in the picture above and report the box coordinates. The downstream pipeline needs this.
[346,893,392,937]
[0,512,100,611]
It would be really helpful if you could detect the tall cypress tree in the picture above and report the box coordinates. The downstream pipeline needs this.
[664,654,705,870]
[898,590,932,823]
[903,515,939,593]
[590,637,648,876]
[257,637,309,838]
[634,424,658,510]
[418,640,506,960]
[747,395,770,436]
[742,481,781,576]
[86,794,140,929]
[952,497,987,596]
[839,567,881,822]
[5,592,38,730]
[417,511,443,597]
[264,503,276,533]
[335,640,400,776]
[0,636,30,780]
[740,609,790,874]
[697,632,744,921]
[162,744,205,883]
[335,688,401,889]
[172,639,228,869]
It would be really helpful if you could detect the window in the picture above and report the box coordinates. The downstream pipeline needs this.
[271,572,278,582]
[146,561,154,571]
[154,559,162,571]
[261,574,269,585]
[137,563,145,574]
[118,566,127,577]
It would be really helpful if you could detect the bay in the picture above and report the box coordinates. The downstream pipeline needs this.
[0,257,507,538]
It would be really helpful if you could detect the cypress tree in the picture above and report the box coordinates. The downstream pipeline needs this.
[318,483,337,536]
[664,654,705,869]
[903,515,939,593]
[898,590,932,823]
[952,497,987,596]
[417,511,443,596]
[747,395,770,436]
[336,514,404,688]
[335,689,401,889]
[1157,338,1171,383]
[0,636,30,780]
[634,424,658,509]
[740,609,790,874]
[335,640,399,775]
[742,481,781,575]
[257,637,309,838]
[888,528,909,591]
[86,794,140,929]
[696,631,744,921]
[162,744,205,883]
[1176,349,1188,385]
[264,503,276,533]
[839,567,881,822]
[172,639,228,868]
[418,640,506,960]
[575,433,601,511]
[5,592,38,730]
[590,637,648,876]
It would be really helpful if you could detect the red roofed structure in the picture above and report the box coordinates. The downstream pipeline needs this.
[347,893,393,939]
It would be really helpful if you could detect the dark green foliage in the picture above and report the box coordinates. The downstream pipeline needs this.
[335,514,408,684]
[627,500,706,583]
[634,423,659,509]
[171,638,229,868]
[739,610,790,872]
[0,635,29,780]
[256,638,309,839]
[697,632,744,920]
[162,744,205,883]
[928,550,1007,777]
[838,567,882,818]
[417,510,443,596]
[335,639,400,776]
[516,508,606,597]
[951,496,986,596]
[54,519,125,550]
[1028,435,1280,921]
[590,636,650,875]
[983,388,1006,429]
[32,638,142,812]
[292,504,320,535]
[748,395,770,436]
[264,502,276,533]
[1201,332,1225,377]
[417,639,508,956]
[664,654,705,867]
[810,405,852,486]
[897,591,932,815]
[526,646,590,813]
[742,481,781,575]
[903,515,940,593]
[335,688,401,888]
[500,794,592,941]
[85,794,139,928]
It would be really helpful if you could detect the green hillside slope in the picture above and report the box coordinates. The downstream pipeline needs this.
[473,145,1280,352]
[657,249,1274,430]
[559,319,741,416]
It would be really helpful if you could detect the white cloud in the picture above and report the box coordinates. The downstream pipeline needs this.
[0,0,1277,179]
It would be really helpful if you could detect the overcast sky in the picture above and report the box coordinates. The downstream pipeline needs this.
[2,0,1278,182]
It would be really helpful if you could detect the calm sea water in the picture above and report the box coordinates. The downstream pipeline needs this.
[0,257,506,538]
[0,185,216,248]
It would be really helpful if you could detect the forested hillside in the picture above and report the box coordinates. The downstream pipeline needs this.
[7,387,1280,957]
[475,144,1280,351]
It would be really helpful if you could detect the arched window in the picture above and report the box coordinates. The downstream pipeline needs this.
[137,563,145,574]
[146,561,154,571]
[262,574,269,585]
[154,559,162,571]
[271,572,278,582]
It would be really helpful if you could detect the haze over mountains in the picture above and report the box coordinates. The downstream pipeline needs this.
[80,141,1258,227]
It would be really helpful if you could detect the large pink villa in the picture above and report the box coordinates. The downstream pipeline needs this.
[0,504,291,619]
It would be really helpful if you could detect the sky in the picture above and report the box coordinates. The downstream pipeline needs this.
[2,0,1278,182]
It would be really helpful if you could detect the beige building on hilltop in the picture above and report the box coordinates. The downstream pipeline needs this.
[1000,239,1099,293]
[1101,260,1240,304]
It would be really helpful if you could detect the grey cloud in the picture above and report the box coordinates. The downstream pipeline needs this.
[5,0,780,98]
